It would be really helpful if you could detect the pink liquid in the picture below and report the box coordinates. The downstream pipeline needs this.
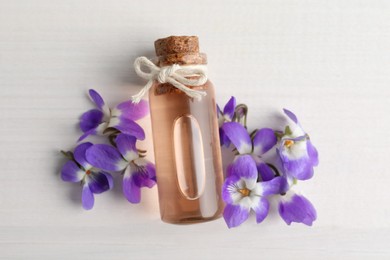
[149,81,224,224]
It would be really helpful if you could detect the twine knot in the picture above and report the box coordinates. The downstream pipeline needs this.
[157,64,180,83]
[132,56,207,103]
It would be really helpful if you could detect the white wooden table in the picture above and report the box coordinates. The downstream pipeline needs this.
[1,0,389,259]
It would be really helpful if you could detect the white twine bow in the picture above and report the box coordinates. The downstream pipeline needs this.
[131,56,208,103]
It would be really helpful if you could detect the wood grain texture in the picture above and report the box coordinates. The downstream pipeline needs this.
[1,0,389,259]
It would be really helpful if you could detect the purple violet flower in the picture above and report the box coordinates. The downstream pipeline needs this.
[217,96,236,147]
[85,133,156,203]
[79,89,149,141]
[278,191,317,226]
[222,155,284,228]
[277,109,319,180]
[222,122,277,181]
[61,142,113,210]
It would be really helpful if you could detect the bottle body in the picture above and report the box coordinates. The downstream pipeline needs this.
[149,80,224,224]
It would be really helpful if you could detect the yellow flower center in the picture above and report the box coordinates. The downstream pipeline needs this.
[284,140,295,148]
[238,188,251,197]
[86,170,91,175]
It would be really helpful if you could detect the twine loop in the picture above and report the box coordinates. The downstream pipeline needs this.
[132,56,207,103]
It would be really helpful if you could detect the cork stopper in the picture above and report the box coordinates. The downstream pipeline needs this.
[154,36,207,66]
[155,36,199,56]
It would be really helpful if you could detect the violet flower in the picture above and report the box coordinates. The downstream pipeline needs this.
[85,133,156,203]
[222,155,284,228]
[217,96,236,147]
[61,142,113,210]
[217,97,249,147]
[277,109,319,180]
[222,122,277,181]
[79,89,149,141]
[278,190,317,226]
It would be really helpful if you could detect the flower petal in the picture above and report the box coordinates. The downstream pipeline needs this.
[133,158,157,188]
[89,89,104,108]
[290,125,306,138]
[222,122,252,154]
[257,163,275,182]
[85,144,128,171]
[279,138,309,161]
[283,108,298,124]
[280,155,314,180]
[111,99,149,121]
[229,155,258,181]
[223,96,236,121]
[222,175,244,204]
[217,104,222,117]
[252,128,277,156]
[278,140,315,180]
[283,109,307,137]
[79,109,104,133]
[78,128,96,142]
[307,140,319,167]
[252,176,286,196]
[226,163,234,178]
[122,165,141,203]
[87,171,113,194]
[77,123,106,142]
[101,172,114,189]
[89,89,109,115]
[108,118,145,140]
[251,197,270,223]
[115,134,138,162]
[219,128,231,147]
[61,161,84,182]
[278,193,317,226]
[73,142,93,169]
[82,184,94,210]
[223,204,250,228]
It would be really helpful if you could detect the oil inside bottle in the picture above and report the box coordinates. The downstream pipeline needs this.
[149,81,223,224]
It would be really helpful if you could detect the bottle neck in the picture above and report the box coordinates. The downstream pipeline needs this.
[157,53,207,67]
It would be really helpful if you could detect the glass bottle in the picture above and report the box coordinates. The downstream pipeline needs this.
[148,36,224,224]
